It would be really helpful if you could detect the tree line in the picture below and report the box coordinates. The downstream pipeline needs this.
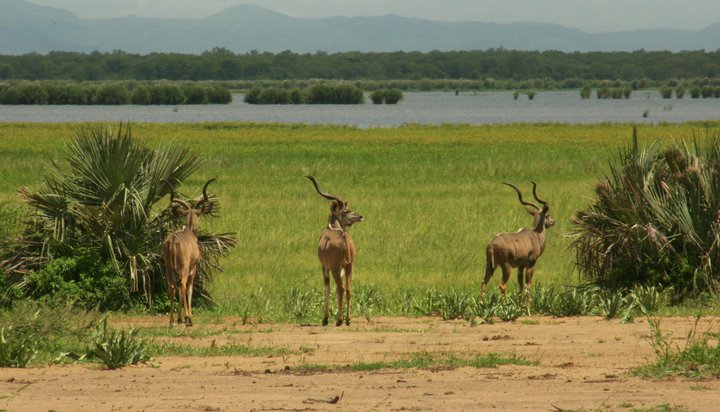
[1,48,719,82]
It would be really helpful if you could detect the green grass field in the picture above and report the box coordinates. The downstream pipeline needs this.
[2,121,718,319]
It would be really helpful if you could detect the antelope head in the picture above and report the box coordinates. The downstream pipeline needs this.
[306,175,364,230]
[167,178,215,233]
[503,181,554,229]
[530,181,554,228]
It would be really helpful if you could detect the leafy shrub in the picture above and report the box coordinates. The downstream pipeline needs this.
[148,84,185,105]
[243,88,261,104]
[370,89,404,104]
[0,83,49,104]
[258,88,290,104]
[83,315,150,369]
[690,86,701,98]
[130,85,151,104]
[383,89,404,104]
[206,85,232,104]
[0,327,37,367]
[25,248,132,310]
[596,289,627,319]
[181,83,208,104]
[571,129,720,297]
[94,83,129,104]
[660,86,673,98]
[675,85,686,98]
[45,82,88,104]
[305,84,364,104]
[370,90,384,104]
[580,86,591,99]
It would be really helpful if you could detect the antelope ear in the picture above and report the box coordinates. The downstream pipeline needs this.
[330,200,342,213]
[525,207,536,216]
[344,201,349,208]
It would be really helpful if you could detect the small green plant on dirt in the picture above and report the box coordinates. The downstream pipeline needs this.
[470,292,501,324]
[596,289,627,319]
[353,285,382,323]
[82,315,151,369]
[283,286,320,322]
[632,315,720,379]
[0,326,37,367]
[495,294,526,322]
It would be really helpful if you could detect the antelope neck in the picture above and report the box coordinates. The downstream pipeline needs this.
[328,217,346,232]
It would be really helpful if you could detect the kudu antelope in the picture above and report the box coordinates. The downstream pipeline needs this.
[306,175,364,326]
[162,179,215,327]
[482,182,555,302]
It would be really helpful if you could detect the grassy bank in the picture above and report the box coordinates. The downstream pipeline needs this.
[1,122,718,319]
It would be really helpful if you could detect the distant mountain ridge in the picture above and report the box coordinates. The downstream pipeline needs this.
[2,0,719,54]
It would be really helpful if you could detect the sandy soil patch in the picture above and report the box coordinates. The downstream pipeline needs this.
[1,316,718,411]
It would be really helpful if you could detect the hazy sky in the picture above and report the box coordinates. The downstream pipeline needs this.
[26,0,720,33]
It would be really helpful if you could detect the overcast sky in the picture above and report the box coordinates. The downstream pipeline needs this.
[26,0,720,33]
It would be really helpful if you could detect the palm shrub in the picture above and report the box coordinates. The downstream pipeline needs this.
[571,129,720,298]
[1,123,235,308]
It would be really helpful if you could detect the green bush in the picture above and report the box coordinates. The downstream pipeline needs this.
[580,86,592,99]
[0,327,37,367]
[0,83,49,104]
[305,84,364,104]
[181,83,208,104]
[675,85,686,99]
[45,82,88,104]
[691,86,701,98]
[26,248,132,310]
[383,89,404,104]
[205,85,232,104]
[370,90,384,104]
[369,89,403,104]
[130,85,151,104]
[94,83,129,105]
[289,88,303,104]
[571,129,720,297]
[0,300,99,365]
[83,315,150,369]
[148,84,186,105]
[243,88,261,104]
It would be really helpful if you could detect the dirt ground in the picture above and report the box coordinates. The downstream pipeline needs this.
[1,315,718,412]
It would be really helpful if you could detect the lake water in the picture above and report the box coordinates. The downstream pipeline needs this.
[1,91,719,126]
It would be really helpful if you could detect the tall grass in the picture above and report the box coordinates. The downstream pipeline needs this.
[1,122,719,319]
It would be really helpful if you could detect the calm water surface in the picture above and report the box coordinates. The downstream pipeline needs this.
[1,91,719,126]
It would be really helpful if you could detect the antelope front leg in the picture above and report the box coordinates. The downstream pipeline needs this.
[322,269,330,326]
[344,265,353,326]
[332,268,343,326]
[524,266,535,316]
[167,280,176,327]
[179,277,190,326]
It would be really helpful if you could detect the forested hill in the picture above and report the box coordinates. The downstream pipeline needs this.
[1,49,719,82]
[1,0,720,54]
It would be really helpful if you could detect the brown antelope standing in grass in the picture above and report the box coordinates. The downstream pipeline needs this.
[482,181,555,304]
[162,179,215,327]
[306,175,364,326]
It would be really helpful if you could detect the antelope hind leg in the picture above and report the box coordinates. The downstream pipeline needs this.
[322,269,330,326]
